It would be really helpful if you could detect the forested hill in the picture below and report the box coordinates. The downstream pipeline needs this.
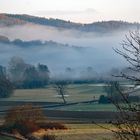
[0,13,139,33]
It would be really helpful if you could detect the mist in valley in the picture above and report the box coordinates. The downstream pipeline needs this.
[0,24,130,79]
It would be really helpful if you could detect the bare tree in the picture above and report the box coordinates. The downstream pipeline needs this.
[8,56,27,83]
[53,81,68,104]
[110,30,140,140]
[114,30,140,83]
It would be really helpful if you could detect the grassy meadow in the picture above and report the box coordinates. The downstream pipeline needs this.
[0,83,117,111]
[5,84,106,102]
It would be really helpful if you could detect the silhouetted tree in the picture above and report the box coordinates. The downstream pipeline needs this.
[0,65,13,98]
[8,57,50,89]
[53,81,68,104]
[8,56,27,84]
[109,31,140,140]
[22,65,39,88]
[22,64,50,89]
[37,63,50,86]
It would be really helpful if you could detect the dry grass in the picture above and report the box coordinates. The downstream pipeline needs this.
[32,123,115,140]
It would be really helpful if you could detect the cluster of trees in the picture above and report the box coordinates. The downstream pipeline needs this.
[8,56,50,89]
[0,56,50,97]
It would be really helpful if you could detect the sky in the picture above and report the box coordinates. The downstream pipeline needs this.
[0,0,140,23]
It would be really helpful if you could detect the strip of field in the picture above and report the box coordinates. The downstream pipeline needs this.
[0,84,106,103]
[33,124,115,140]
[0,123,115,140]
[0,84,116,113]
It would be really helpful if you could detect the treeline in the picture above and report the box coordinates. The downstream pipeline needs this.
[0,35,68,48]
[6,14,80,29]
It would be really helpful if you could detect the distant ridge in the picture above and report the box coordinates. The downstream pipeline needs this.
[0,13,140,33]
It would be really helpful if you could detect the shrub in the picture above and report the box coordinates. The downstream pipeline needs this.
[1,104,66,138]
[98,95,110,104]
[2,104,45,136]
[1,120,40,136]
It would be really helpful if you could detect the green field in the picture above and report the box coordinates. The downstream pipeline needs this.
[0,84,117,111]
[1,84,106,102]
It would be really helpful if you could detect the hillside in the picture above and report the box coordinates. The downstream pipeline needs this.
[0,13,139,33]
[0,14,27,26]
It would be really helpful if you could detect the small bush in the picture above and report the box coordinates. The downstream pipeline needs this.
[2,104,45,136]
[14,120,40,136]
[98,95,110,104]
[1,120,40,136]
[1,104,66,138]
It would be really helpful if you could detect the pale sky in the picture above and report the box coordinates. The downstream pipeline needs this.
[0,0,140,23]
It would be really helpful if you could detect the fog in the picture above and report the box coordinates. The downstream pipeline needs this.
[0,24,130,78]
[0,24,127,47]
